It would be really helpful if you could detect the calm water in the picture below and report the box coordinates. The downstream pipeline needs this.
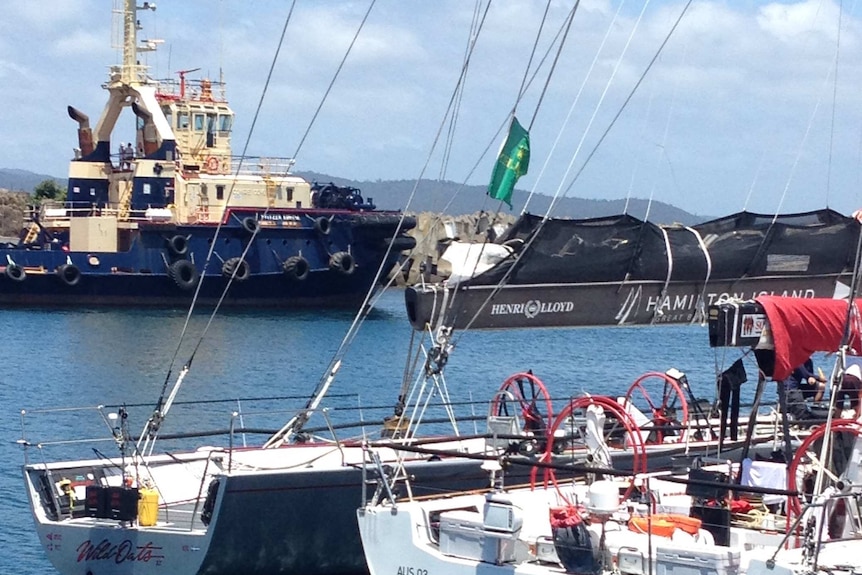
[1,288,763,574]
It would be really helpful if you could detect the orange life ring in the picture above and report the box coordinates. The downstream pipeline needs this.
[205,156,219,173]
[628,514,701,538]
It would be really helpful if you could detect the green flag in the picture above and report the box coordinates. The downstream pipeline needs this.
[487,117,530,208]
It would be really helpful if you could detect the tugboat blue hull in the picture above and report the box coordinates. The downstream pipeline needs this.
[0,211,415,307]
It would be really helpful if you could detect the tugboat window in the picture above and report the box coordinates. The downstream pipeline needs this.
[217,185,225,200]
[194,114,205,131]
[163,109,173,128]
[218,114,232,133]
[287,187,294,201]
[178,112,189,129]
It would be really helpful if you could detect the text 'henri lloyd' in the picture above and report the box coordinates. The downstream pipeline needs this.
[490,300,574,318]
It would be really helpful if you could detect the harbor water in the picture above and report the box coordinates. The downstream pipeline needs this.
[1,288,769,574]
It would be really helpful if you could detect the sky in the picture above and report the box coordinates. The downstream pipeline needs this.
[2,0,862,217]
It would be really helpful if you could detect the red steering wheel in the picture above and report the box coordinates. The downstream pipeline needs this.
[623,371,689,444]
[490,371,554,434]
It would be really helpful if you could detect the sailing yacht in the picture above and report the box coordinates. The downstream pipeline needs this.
[359,297,862,575]
[407,210,860,330]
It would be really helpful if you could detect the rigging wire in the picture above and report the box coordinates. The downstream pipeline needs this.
[739,1,845,288]
[441,0,571,308]
[439,1,483,180]
[825,0,844,208]
[443,3,579,322]
[812,204,862,506]
[771,62,835,220]
[461,2,639,333]
[139,0,301,449]
[741,0,838,214]
[547,0,657,218]
[506,1,579,215]
[143,0,378,449]
[643,39,687,223]
[423,5,575,225]
[554,0,693,212]
[521,0,558,131]
[457,0,693,338]
[741,151,767,212]
[291,0,377,161]
[624,74,657,216]
[265,1,496,447]
[523,0,623,215]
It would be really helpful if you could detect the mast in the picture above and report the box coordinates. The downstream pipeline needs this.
[121,0,137,84]
[114,0,158,87]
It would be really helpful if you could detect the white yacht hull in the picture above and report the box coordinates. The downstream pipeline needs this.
[32,521,209,575]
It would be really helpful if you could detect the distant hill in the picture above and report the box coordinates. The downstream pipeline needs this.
[0,168,64,193]
[299,171,707,225]
[0,167,707,225]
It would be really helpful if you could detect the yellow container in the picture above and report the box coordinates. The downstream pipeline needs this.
[138,488,159,526]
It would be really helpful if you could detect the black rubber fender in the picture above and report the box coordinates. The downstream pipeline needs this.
[222,257,251,281]
[283,255,310,281]
[329,251,355,275]
[166,234,189,257]
[169,259,199,291]
[314,216,331,235]
[5,264,25,282]
[386,236,417,252]
[56,263,81,286]
[241,217,260,235]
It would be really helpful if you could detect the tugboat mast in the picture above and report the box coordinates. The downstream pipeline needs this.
[115,0,158,86]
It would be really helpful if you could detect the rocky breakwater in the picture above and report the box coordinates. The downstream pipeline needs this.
[0,190,28,241]
[398,211,515,285]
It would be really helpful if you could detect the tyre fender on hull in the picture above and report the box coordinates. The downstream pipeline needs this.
[222,257,251,281]
[241,217,260,235]
[329,251,355,275]
[5,264,25,281]
[166,234,190,257]
[169,259,199,291]
[283,255,310,281]
[56,263,81,286]
[314,216,332,235]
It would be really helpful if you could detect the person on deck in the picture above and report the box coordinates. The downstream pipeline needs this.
[836,363,862,419]
[120,143,133,170]
[782,357,826,420]
[789,358,826,402]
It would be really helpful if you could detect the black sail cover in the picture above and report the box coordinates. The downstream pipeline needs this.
[468,209,858,286]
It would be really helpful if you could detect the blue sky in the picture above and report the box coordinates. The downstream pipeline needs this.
[2,0,862,217]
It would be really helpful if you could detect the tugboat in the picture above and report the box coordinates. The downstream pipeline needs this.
[0,1,415,308]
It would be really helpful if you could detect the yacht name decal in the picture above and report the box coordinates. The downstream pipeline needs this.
[489,299,575,318]
[646,289,816,314]
[397,567,429,575]
[76,539,165,564]
[646,289,816,324]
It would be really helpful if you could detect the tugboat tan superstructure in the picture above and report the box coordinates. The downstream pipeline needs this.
[1,0,414,307]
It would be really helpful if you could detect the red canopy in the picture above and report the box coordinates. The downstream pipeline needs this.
[756,296,862,380]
